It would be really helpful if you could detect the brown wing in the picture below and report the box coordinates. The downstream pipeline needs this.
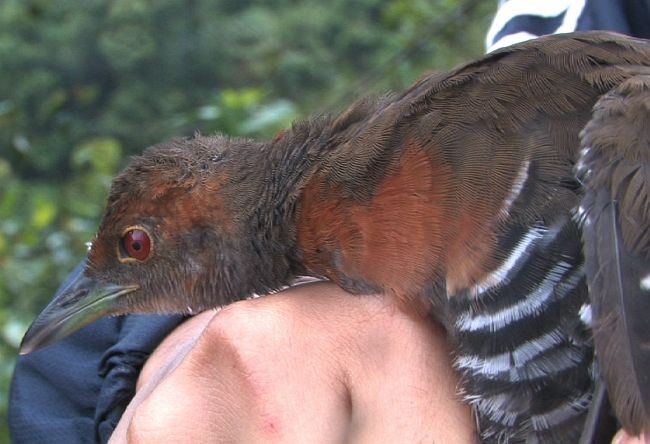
[579,72,650,436]
[321,32,650,295]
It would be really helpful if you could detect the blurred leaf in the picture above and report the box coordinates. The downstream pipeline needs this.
[222,88,264,109]
[2,316,27,349]
[197,105,221,121]
[72,84,100,106]
[0,234,6,257]
[98,24,157,71]
[71,137,122,174]
[30,192,57,229]
[240,99,298,134]
[38,89,67,121]
[0,158,11,181]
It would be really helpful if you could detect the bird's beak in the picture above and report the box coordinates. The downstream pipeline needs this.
[20,266,138,355]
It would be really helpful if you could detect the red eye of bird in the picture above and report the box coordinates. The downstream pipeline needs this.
[122,229,151,261]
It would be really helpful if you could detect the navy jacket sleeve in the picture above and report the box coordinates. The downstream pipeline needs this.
[9,259,186,443]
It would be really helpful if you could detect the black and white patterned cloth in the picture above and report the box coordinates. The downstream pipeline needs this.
[486,0,650,53]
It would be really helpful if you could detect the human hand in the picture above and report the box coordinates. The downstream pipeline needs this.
[109,282,477,443]
[614,430,648,444]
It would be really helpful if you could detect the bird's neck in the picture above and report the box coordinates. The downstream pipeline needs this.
[223,118,338,292]
[231,104,401,292]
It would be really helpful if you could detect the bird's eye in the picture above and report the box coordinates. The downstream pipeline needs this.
[121,228,151,262]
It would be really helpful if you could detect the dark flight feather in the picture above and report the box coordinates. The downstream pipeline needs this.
[579,74,650,435]
[578,379,617,444]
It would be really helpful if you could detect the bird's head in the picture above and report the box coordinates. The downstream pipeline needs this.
[21,135,299,354]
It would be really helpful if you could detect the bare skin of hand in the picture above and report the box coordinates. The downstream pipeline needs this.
[614,431,648,444]
[109,282,478,443]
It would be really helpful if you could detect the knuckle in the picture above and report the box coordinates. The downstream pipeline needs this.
[184,298,300,381]
[204,298,295,353]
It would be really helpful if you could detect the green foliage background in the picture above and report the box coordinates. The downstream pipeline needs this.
[0,0,493,441]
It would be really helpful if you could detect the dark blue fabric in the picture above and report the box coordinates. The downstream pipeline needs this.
[493,11,567,46]
[577,0,650,36]
[623,0,650,38]
[9,259,185,443]
[94,314,186,442]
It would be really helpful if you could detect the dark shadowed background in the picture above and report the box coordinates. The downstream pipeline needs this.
[0,0,494,440]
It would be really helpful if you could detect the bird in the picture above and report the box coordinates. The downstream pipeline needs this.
[19,31,650,442]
